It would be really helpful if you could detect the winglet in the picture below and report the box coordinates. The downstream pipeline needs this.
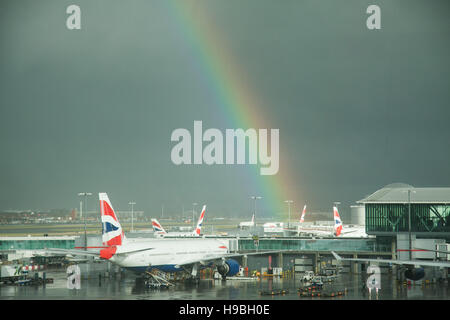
[331,251,342,261]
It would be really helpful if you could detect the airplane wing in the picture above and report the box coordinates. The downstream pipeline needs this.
[43,248,100,257]
[331,251,450,268]
[414,247,450,255]
[43,246,155,257]
[175,250,294,268]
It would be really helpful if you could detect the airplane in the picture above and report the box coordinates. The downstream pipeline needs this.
[295,205,338,236]
[238,213,255,229]
[295,206,366,237]
[46,193,285,281]
[263,221,285,233]
[151,205,206,237]
[262,207,307,234]
[331,250,450,281]
[264,205,342,236]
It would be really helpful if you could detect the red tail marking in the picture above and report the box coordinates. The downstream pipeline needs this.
[100,200,117,221]
[100,246,117,259]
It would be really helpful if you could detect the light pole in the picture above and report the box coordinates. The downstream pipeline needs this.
[408,190,412,261]
[251,196,262,229]
[129,201,136,232]
[285,200,293,229]
[78,192,92,250]
[192,203,198,229]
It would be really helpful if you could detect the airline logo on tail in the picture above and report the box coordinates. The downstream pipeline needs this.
[151,219,167,235]
[193,205,206,236]
[300,205,307,223]
[99,193,124,259]
[333,206,343,236]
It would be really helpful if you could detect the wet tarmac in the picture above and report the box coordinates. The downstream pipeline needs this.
[1,270,449,300]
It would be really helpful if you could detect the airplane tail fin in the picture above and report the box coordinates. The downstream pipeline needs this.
[333,206,343,236]
[300,205,307,223]
[151,219,167,235]
[193,205,206,236]
[99,193,126,247]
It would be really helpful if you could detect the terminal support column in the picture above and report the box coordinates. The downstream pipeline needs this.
[352,254,358,274]
[278,252,283,270]
[314,252,319,274]
[391,237,397,278]
[242,255,248,269]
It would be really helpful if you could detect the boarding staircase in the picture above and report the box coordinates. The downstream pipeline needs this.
[144,270,174,288]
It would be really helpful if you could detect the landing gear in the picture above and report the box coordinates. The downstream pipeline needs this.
[217,262,230,281]
[186,263,201,285]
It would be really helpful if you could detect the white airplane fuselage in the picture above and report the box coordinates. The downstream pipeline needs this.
[239,222,255,228]
[110,238,229,273]
[154,232,196,238]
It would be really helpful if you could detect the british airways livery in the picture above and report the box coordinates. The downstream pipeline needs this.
[152,205,206,237]
[47,193,281,280]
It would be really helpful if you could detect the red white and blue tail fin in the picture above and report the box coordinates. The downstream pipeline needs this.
[193,205,206,236]
[151,219,167,235]
[99,193,125,246]
[300,205,307,223]
[333,206,343,237]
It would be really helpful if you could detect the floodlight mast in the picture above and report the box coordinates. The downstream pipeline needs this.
[284,200,293,228]
[251,196,262,231]
[192,203,198,230]
[78,192,92,251]
[129,201,136,232]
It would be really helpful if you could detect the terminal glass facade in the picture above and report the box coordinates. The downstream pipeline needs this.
[239,238,391,252]
[365,203,450,233]
[0,239,75,250]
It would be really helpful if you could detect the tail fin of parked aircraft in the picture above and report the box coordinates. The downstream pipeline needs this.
[333,206,343,237]
[300,205,307,223]
[193,205,206,236]
[151,219,167,235]
[99,193,126,247]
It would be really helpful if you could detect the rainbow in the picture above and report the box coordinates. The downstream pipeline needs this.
[164,2,301,219]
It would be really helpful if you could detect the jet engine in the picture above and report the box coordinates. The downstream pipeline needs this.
[217,259,240,279]
[404,267,425,281]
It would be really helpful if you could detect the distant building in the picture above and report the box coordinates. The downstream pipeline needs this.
[71,208,77,221]
[358,183,450,239]
[350,205,365,226]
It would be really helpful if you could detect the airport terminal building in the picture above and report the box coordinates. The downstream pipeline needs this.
[357,183,450,240]
[0,183,448,283]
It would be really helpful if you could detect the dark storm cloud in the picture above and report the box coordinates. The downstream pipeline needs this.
[0,0,449,219]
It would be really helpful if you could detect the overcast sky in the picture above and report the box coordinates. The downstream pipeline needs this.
[0,0,449,219]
